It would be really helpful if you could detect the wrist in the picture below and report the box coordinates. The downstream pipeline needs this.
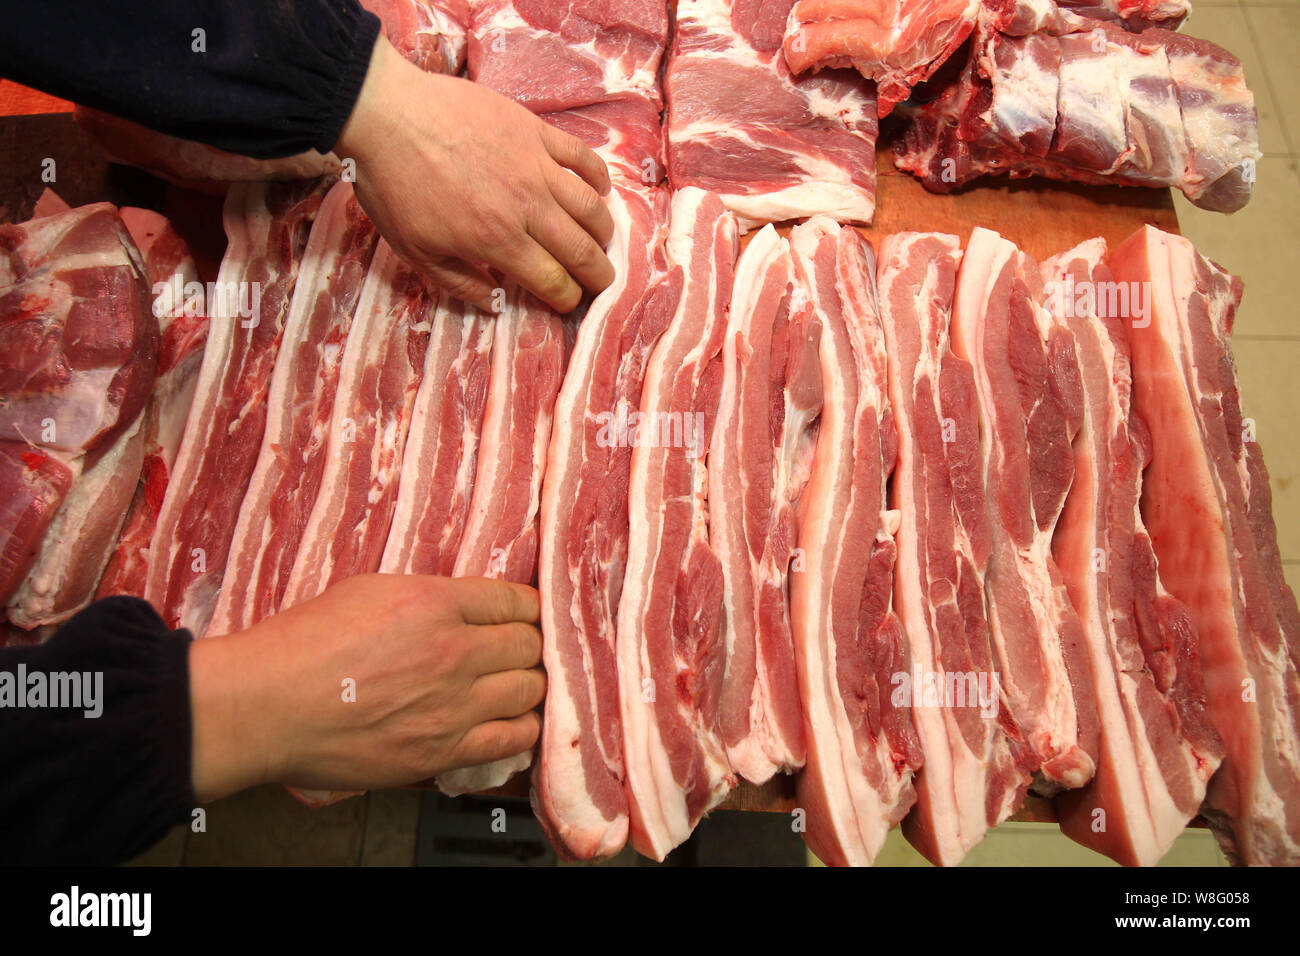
[188,630,284,803]
[336,33,400,168]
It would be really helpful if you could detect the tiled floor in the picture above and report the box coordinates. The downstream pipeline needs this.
[128,3,1299,868]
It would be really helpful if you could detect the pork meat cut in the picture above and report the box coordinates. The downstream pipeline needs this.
[380,297,494,579]
[1042,237,1223,866]
[783,0,982,117]
[0,202,158,610]
[615,187,738,860]
[532,182,681,859]
[666,0,878,229]
[97,211,209,601]
[467,0,669,113]
[145,179,329,636]
[895,8,1260,212]
[208,182,378,636]
[709,225,820,784]
[877,231,1026,866]
[788,217,922,866]
[949,226,1098,790]
[281,240,434,610]
[1112,225,1300,866]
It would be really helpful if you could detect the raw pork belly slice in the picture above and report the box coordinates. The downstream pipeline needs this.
[209,183,378,636]
[282,241,435,609]
[788,217,922,867]
[949,227,1097,790]
[364,0,470,74]
[467,0,669,112]
[1112,225,1300,866]
[877,232,1024,866]
[1043,238,1222,866]
[145,179,329,635]
[782,0,981,117]
[97,210,209,601]
[430,276,564,804]
[533,183,681,860]
[895,10,1260,212]
[380,297,494,579]
[0,202,157,608]
[709,225,820,785]
[666,0,878,229]
[447,294,562,585]
[615,188,738,860]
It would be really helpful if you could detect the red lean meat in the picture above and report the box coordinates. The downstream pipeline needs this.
[532,182,681,859]
[949,227,1098,790]
[665,0,878,229]
[708,225,820,784]
[877,231,1025,866]
[280,240,434,610]
[144,179,329,636]
[207,183,378,637]
[895,8,1260,212]
[615,187,738,860]
[467,0,668,113]
[0,202,157,609]
[788,217,922,866]
[379,297,494,579]
[97,211,209,601]
[1042,238,1222,866]
[1112,225,1300,866]
[782,0,982,117]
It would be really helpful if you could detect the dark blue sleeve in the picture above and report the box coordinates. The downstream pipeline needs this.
[0,0,382,159]
[0,597,196,865]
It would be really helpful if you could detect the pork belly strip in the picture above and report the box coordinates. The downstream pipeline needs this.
[424,292,562,799]
[709,224,819,785]
[281,240,435,610]
[144,179,329,636]
[789,217,922,867]
[379,298,493,579]
[1113,225,1300,866]
[878,231,1026,866]
[615,187,738,861]
[949,227,1098,791]
[209,182,378,637]
[1044,238,1222,866]
[533,182,680,860]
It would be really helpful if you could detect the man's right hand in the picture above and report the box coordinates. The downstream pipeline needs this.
[336,34,616,313]
[190,574,546,803]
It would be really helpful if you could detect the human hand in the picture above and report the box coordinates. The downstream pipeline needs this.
[189,574,545,802]
[336,35,615,312]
